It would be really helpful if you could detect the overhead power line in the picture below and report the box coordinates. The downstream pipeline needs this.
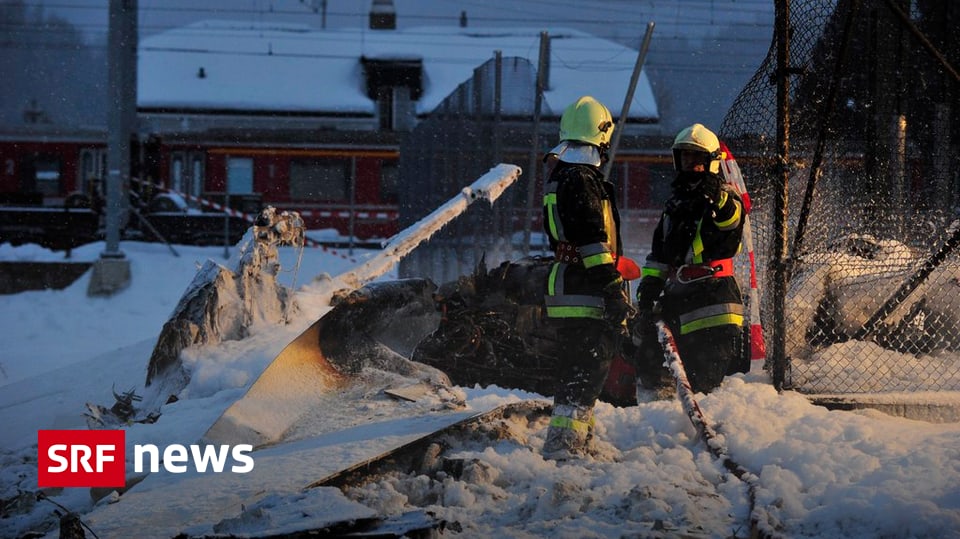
[0,22,773,50]
[2,40,762,76]
[24,1,774,32]
[33,1,775,18]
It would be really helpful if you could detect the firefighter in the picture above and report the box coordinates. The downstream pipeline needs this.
[540,96,634,460]
[631,123,745,397]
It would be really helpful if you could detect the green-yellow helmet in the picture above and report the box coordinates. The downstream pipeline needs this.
[559,96,614,148]
[672,123,724,174]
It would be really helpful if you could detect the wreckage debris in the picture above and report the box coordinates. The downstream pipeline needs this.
[85,386,159,428]
[310,401,551,490]
[87,207,306,427]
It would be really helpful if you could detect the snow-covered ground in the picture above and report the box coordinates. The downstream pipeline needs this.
[2,237,960,539]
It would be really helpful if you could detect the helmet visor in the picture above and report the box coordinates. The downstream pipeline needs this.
[673,149,712,172]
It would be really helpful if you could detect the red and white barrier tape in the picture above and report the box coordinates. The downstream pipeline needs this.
[298,210,398,220]
[130,177,359,262]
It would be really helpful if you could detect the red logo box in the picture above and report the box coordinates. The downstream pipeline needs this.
[38,430,126,488]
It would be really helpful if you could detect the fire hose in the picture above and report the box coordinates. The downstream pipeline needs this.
[655,318,784,539]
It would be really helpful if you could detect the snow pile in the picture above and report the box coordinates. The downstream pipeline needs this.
[202,380,960,539]
[2,234,960,538]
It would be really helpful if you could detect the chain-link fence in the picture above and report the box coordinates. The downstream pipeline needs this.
[398,56,550,284]
[397,54,671,286]
[720,0,960,394]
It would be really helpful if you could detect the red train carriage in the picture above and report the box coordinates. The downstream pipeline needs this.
[2,127,683,248]
[1,129,403,241]
[199,146,400,240]
[0,129,106,207]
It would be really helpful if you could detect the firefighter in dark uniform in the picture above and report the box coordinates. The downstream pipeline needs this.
[632,123,745,396]
[541,96,634,459]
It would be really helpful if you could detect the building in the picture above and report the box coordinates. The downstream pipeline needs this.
[1,0,664,240]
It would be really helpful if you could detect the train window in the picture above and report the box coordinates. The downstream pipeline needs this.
[380,161,399,203]
[170,151,206,196]
[226,157,254,194]
[171,154,185,192]
[289,158,348,201]
[82,153,93,185]
[79,148,106,195]
[191,155,205,195]
[34,155,61,196]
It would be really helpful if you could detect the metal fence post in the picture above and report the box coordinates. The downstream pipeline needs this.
[771,0,792,390]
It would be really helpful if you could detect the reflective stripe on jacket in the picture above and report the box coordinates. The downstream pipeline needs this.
[641,182,745,333]
[542,161,622,320]
[678,302,744,335]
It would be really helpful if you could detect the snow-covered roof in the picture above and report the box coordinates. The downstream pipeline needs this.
[138,20,658,121]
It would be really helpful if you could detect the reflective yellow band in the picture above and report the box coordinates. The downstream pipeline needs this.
[547,262,559,295]
[549,415,594,434]
[543,192,562,241]
[642,260,669,280]
[579,242,613,269]
[641,267,667,279]
[582,252,614,268]
[680,313,744,334]
[715,199,742,230]
[678,303,745,334]
[692,219,705,263]
[545,266,605,318]
[545,305,604,319]
[714,190,728,208]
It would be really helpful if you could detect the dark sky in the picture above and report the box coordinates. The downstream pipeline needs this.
[6,0,775,133]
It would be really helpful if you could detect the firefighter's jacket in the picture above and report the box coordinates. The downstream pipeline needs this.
[640,178,745,334]
[542,161,623,320]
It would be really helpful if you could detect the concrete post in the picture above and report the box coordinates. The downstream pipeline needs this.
[90,0,136,296]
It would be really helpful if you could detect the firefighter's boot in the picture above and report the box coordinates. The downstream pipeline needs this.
[542,403,595,460]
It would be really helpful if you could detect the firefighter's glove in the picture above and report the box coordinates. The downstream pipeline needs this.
[632,277,662,346]
[697,173,725,206]
[635,277,663,314]
[630,301,665,350]
[602,279,636,332]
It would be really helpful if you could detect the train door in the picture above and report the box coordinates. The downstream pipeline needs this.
[169,150,205,197]
[78,148,107,197]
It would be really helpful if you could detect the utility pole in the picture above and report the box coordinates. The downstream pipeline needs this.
[523,32,549,253]
[89,0,137,296]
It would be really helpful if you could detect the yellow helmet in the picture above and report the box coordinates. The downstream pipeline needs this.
[672,123,724,174]
[559,96,614,149]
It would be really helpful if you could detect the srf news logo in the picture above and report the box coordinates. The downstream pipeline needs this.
[38,430,254,488]
[38,430,125,487]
